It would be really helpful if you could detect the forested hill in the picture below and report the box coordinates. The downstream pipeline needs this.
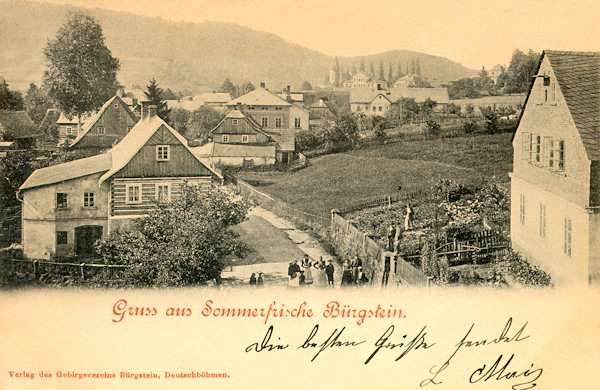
[0,0,475,92]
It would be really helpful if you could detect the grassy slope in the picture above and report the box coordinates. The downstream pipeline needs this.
[240,154,486,218]
[348,132,514,181]
[238,133,513,218]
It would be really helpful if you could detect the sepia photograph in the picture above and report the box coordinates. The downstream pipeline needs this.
[0,0,599,388]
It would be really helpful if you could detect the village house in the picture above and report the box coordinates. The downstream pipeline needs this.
[0,110,41,150]
[343,71,386,90]
[308,98,337,129]
[350,90,393,116]
[18,106,222,259]
[166,92,232,111]
[69,95,139,149]
[55,111,93,146]
[489,64,505,85]
[226,84,309,132]
[510,50,599,285]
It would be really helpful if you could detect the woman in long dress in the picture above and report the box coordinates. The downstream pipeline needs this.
[301,255,313,285]
[314,257,328,287]
[341,261,353,287]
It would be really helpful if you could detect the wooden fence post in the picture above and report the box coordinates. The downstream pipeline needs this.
[80,263,85,280]
[33,259,39,279]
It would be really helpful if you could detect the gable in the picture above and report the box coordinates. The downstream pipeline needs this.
[212,116,263,135]
[114,125,213,178]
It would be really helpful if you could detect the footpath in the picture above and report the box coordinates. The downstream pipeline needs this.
[220,206,342,288]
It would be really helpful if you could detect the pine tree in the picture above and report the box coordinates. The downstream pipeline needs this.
[351,62,357,74]
[378,61,385,81]
[397,61,402,79]
[416,58,421,76]
[359,57,366,72]
[144,78,170,122]
[369,62,375,76]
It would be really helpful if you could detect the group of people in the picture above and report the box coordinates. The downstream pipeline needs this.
[340,256,369,287]
[249,272,264,286]
[288,255,335,287]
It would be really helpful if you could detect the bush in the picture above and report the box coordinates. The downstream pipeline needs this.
[462,119,479,134]
[479,106,500,134]
[425,119,441,137]
[96,185,250,287]
[502,250,552,287]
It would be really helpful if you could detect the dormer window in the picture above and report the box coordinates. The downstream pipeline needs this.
[98,126,105,135]
[232,119,238,125]
[156,145,170,161]
[222,135,229,143]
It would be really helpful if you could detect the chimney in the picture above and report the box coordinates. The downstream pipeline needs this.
[286,85,291,93]
[260,82,266,88]
[148,105,157,119]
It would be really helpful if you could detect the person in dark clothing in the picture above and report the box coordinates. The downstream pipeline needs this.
[341,261,353,287]
[288,260,301,287]
[249,273,257,286]
[357,267,369,286]
[257,272,264,286]
[351,256,362,283]
[387,224,396,251]
[325,260,335,287]
[298,270,306,286]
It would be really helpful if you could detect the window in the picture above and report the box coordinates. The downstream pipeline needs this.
[372,106,376,112]
[557,140,565,171]
[241,134,249,143]
[66,127,73,135]
[379,106,383,111]
[222,135,229,143]
[275,107,283,111]
[533,134,541,163]
[550,82,556,104]
[357,106,361,112]
[261,117,268,127]
[98,126,105,135]
[275,117,282,128]
[539,203,546,238]
[114,102,119,108]
[56,193,68,209]
[522,132,532,160]
[248,105,255,110]
[294,118,301,128]
[232,119,238,125]
[83,192,95,207]
[545,137,555,168]
[156,145,170,161]
[126,184,141,204]
[156,183,170,202]
[563,217,572,257]
[519,194,526,224]
[544,89,548,103]
[56,231,68,245]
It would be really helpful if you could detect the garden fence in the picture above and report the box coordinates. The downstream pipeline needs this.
[1,257,129,280]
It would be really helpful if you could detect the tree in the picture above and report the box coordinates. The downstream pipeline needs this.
[43,12,120,132]
[25,83,52,125]
[219,78,237,97]
[144,78,170,122]
[0,79,25,111]
[415,58,421,76]
[351,62,357,74]
[170,108,190,137]
[396,61,402,80]
[447,78,479,99]
[187,106,224,143]
[359,57,366,72]
[378,61,385,81]
[504,49,541,93]
[479,106,499,134]
[369,62,375,76]
[388,63,394,85]
[239,82,255,96]
[478,65,488,78]
[96,185,250,287]
[301,81,313,90]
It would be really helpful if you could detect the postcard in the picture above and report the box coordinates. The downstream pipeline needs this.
[1,0,599,389]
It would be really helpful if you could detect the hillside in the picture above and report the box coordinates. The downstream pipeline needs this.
[0,0,475,92]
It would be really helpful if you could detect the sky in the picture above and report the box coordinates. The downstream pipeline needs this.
[38,0,600,69]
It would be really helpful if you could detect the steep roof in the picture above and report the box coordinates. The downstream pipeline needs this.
[55,111,93,125]
[19,152,112,190]
[199,92,231,104]
[265,129,295,151]
[39,109,60,132]
[350,90,393,104]
[70,96,138,147]
[99,114,221,183]
[227,87,292,107]
[545,50,600,161]
[210,108,269,137]
[390,87,450,104]
[0,111,40,139]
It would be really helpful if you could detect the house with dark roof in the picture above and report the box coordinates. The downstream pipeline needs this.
[69,95,139,149]
[308,98,337,129]
[0,110,41,149]
[199,108,294,165]
[510,50,600,285]
[18,107,222,259]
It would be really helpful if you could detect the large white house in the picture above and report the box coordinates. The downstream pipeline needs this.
[510,50,599,285]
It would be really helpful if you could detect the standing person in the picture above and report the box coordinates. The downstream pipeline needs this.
[325,260,335,287]
[249,273,257,286]
[404,204,415,231]
[314,257,328,287]
[301,254,313,285]
[257,272,264,286]
[298,270,306,286]
[357,267,369,286]
[288,260,300,287]
[387,224,396,251]
[341,261,353,287]
[351,256,362,284]
[393,224,403,253]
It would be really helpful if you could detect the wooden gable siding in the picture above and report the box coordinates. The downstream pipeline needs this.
[110,177,212,216]
[75,99,137,148]
[212,117,258,135]
[114,125,213,178]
